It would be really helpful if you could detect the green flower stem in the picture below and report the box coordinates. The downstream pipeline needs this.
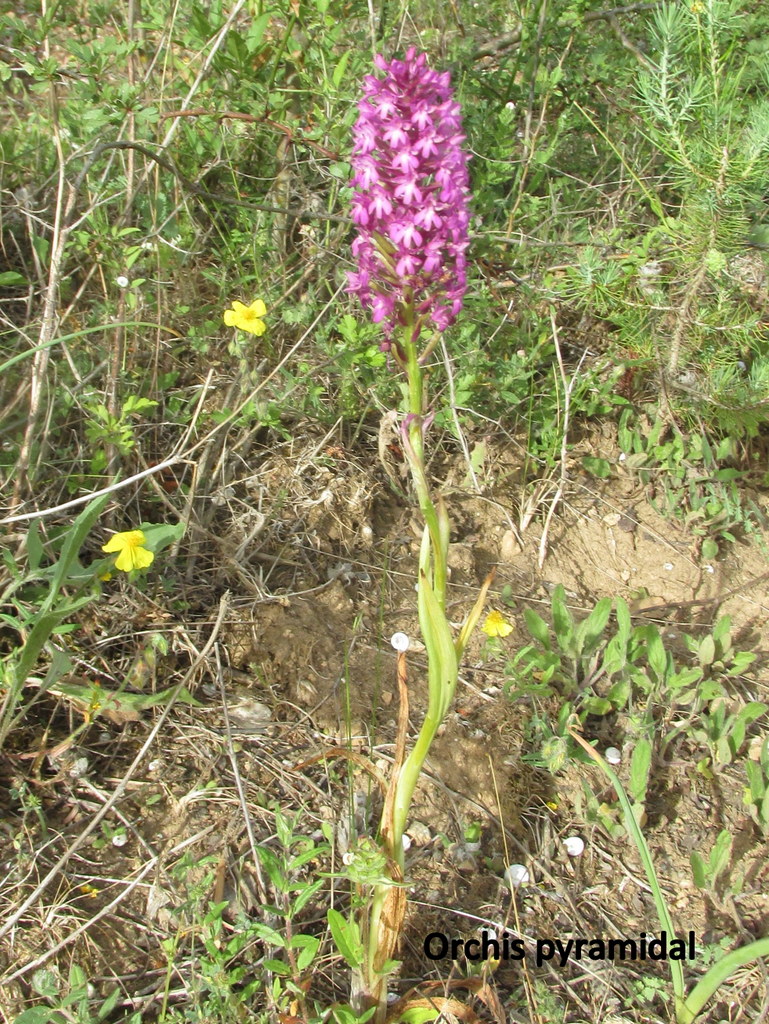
[388,319,460,860]
[401,324,447,610]
[363,318,461,1018]
[361,886,390,1020]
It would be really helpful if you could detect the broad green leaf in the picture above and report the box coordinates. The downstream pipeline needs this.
[289,845,329,873]
[728,650,756,675]
[523,608,551,648]
[274,807,293,849]
[646,627,668,682]
[740,701,767,724]
[399,1008,444,1024]
[122,395,158,416]
[292,934,320,972]
[246,12,270,53]
[327,907,364,969]
[31,968,59,998]
[292,878,325,916]
[250,921,286,946]
[264,959,291,975]
[715,735,732,765]
[96,987,121,1022]
[581,455,611,478]
[582,696,612,716]
[606,677,631,709]
[708,829,732,882]
[44,494,109,614]
[712,615,732,648]
[14,610,65,689]
[744,761,763,800]
[575,597,612,657]
[13,1012,54,1024]
[551,585,573,652]
[698,635,716,668]
[332,50,351,88]
[254,848,288,894]
[26,521,45,572]
[139,520,186,555]
[629,737,652,804]
[601,635,626,676]
[690,851,707,889]
[614,597,631,644]
[731,703,768,757]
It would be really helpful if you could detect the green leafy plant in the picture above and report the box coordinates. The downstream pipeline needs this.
[744,737,769,834]
[688,698,768,774]
[158,808,333,1024]
[570,727,769,1024]
[14,964,135,1024]
[0,496,108,749]
[565,1,769,438]
[511,588,757,836]
[617,411,767,557]
[690,829,733,892]
[84,395,158,473]
[0,502,186,750]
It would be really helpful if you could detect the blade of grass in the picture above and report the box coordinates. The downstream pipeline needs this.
[567,725,686,1008]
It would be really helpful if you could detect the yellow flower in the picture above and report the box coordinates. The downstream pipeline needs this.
[102,530,154,572]
[223,298,267,336]
[482,610,513,638]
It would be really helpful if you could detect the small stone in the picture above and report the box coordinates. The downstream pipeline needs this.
[295,679,318,704]
[500,529,522,561]
[504,863,530,888]
[447,543,475,573]
[68,757,89,779]
[563,836,585,857]
[391,632,410,652]
[605,747,622,765]
[406,821,432,847]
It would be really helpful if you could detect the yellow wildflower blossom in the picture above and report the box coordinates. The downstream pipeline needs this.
[102,530,154,572]
[482,609,513,638]
[223,298,267,336]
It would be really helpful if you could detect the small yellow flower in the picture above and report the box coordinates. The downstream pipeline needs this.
[102,530,154,572]
[482,610,513,638]
[223,298,267,336]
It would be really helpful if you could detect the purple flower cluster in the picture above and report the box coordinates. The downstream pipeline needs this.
[347,48,470,346]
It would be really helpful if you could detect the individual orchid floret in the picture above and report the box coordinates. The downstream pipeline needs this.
[347,47,471,349]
